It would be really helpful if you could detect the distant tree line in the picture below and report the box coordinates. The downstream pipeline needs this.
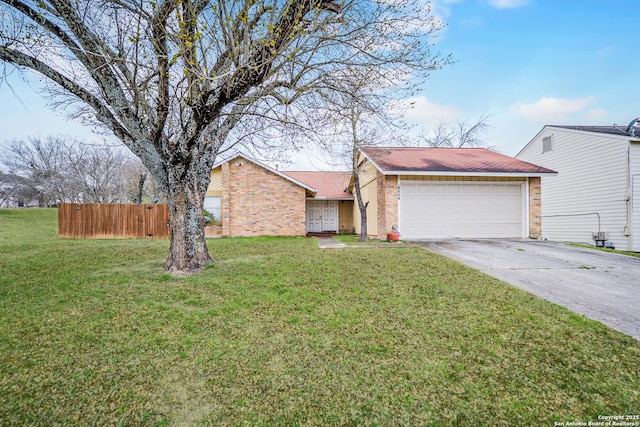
[0,136,161,207]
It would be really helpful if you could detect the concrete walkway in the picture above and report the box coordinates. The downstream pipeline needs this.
[315,236,412,249]
[317,237,347,249]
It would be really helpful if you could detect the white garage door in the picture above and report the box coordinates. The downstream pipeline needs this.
[400,181,524,239]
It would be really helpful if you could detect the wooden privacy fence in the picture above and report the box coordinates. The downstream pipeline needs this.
[58,203,169,239]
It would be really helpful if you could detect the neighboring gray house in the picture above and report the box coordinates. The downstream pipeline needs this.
[516,123,640,251]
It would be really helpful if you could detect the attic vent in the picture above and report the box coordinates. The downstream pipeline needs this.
[542,136,553,153]
[626,117,640,137]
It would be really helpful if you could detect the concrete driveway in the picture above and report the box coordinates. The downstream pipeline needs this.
[416,239,640,341]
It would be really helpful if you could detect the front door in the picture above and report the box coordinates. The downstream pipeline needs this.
[306,200,338,233]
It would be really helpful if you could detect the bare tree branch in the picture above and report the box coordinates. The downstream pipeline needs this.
[420,114,492,148]
[0,0,449,273]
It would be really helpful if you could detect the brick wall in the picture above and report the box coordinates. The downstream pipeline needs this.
[528,176,542,239]
[221,157,306,237]
[376,172,399,240]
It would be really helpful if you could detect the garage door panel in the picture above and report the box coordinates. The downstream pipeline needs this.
[463,186,478,194]
[400,181,523,239]
[433,186,449,194]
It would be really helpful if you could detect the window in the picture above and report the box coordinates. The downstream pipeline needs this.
[204,196,221,221]
[542,136,553,153]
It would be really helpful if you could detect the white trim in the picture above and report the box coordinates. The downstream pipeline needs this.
[632,174,640,251]
[397,182,402,235]
[523,179,530,239]
[544,125,640,141]
[382,171,555,177]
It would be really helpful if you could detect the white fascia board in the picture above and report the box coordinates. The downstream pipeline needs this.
[389,171,557,177]
[516,126,550,158]
[544,125,640,142]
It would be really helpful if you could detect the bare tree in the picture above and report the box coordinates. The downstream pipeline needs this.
[3,137,76,206]
[0,0,447,273]
[319,75,401,241]
[0,171,22,207]
[2,136,148,204]
[420,115,491,148]
[0,170,44,207]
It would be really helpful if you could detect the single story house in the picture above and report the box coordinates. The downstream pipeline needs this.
[205,154,354,237]
[205,148,555,240]
[354,147,556,240]
[516,124,640,251]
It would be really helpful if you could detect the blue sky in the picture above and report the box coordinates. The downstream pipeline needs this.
[1,0,639,168]
[407,0,640,155]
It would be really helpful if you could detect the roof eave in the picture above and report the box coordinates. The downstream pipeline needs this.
[382,170,557,177]
[357,148,386,174]
[540,125,640,142]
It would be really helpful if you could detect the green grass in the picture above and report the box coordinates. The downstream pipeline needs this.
[1,208,639,426]
[333,234,408,246]
[570,243,640,258]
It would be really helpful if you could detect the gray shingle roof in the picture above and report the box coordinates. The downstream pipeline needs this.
[551,125,637,137]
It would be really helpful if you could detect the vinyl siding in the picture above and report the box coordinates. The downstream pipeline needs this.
[630,142,640,250]
[206,168,223,196]
[517,127,630,249]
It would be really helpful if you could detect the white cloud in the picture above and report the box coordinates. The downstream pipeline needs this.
[509,96,596,122]
[584,108,608,121]
[402,96,462,125]
[486,0,529,9]
[430,0,463,18]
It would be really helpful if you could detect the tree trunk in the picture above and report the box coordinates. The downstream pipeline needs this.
[359,205,367,242]
[352,165,369,242]
[136,172,147,203]
[163,168,213,274]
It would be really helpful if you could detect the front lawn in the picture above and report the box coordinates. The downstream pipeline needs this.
[1,209,638,426]
[333,233,406,246]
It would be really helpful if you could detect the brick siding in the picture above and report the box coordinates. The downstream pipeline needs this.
[376,172,399,240]
[528,176,542,239]
[221,157,306,237]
